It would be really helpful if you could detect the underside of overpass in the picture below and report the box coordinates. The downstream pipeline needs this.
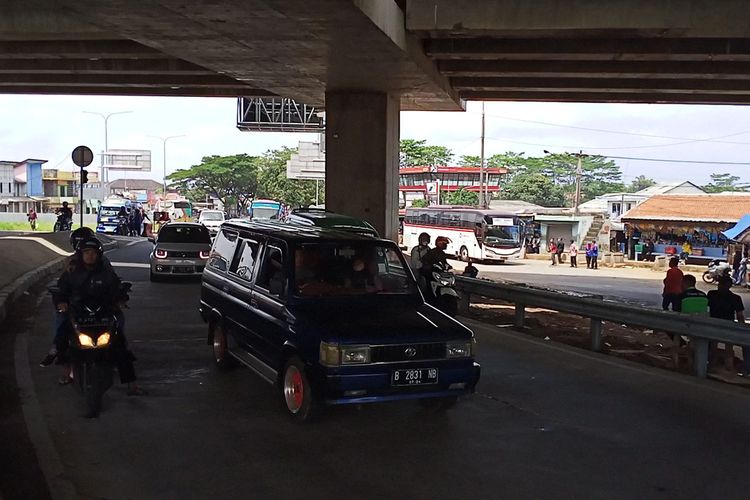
[3,0,750,239]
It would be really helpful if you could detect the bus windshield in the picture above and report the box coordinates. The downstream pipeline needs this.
[485,225,520,246]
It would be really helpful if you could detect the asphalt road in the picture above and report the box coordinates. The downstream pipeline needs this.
[14,240,750,499]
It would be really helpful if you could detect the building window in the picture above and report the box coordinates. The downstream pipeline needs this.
[611,202,621,214]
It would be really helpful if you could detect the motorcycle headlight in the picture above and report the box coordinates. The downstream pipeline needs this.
[96,332,111,347]
[446,340,474,358]
[78,333,94,348]
[441,275,455,286]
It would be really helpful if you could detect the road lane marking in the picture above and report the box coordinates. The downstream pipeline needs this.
[0,236,71,256]
[111,262,151,269]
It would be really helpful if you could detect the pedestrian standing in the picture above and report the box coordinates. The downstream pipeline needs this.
[569,240,578,268]
[556,237,565,264]
[549,239,558,266]
[662,257,684,312]
[27,207,38,231]
[591,241,599,269]
[585,242,592,268]
[707,276,746,374]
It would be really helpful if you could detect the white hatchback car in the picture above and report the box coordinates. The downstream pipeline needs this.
[198,210,226,236]
[149,223,212,281]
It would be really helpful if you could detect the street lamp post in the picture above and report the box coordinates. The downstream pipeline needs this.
[149,135,186,196]
[83,110,132,187]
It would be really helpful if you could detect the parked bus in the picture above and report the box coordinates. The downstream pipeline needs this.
[250,199,282,220]
[403,206,526,262]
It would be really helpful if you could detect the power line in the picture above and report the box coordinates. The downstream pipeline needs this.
[605,155,750,165]
[470,109,750,146]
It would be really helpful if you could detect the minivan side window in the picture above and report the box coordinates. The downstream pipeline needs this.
[256,245,286,298]
[229,238,260,282]
[208,229,239,273]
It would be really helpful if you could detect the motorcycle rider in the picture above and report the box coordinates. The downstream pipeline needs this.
[410,232,431,271]
[42,237,143,395]
[420,236,452,299]
[56,201,73,229]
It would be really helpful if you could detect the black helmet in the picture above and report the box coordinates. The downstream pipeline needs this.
[62,201,68,207]
[70,227,96,250]
[418,232,431,244]
[76,236,103,256]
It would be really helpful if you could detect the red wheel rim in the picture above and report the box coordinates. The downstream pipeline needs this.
[284,365,305,413]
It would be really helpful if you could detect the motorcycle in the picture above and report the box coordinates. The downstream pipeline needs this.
[702,259,731,284]
[50,282,132,417]
[116,215,130,236]
[425,261,459,316]
[53,214,72,232]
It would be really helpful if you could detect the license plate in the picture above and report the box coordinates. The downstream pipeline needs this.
[391,368,438,386]
[173,266,194,273]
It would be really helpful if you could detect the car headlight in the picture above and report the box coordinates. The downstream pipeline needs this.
[78,333,94,348]
[319,342,371,366]
[446,340,474,358]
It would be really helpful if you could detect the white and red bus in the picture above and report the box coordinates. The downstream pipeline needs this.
[403,206,525,262]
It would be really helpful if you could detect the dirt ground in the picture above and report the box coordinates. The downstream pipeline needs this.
[468,298,750,386]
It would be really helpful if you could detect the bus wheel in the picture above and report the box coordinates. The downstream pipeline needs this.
[459,246,469,262]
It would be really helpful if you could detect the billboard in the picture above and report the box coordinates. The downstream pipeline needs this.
[104,149,151,171]
[237,97,324,132]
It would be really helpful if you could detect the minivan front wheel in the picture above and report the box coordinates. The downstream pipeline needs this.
[282,357,317,422]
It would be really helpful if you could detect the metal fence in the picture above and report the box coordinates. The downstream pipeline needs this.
[455,276,750,378]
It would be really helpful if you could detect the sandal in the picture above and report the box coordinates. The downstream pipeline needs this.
[58,376,74,385]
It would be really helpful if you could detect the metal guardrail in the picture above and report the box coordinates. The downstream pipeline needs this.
[455,276,750,378]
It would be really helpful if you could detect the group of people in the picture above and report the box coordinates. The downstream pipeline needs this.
[548,237,600,269]
[410,232,478,281]
[117,205,151,237]
[662,256,748,376]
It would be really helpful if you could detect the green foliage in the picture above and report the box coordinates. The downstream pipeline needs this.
[628,175,656,192]
[501,173,566,207]
[400,139,453,167]
[702,173,750,193]
[410,198,429,208]
[168,154,260,212]
[256,147,322,208]
[442,188,478,206]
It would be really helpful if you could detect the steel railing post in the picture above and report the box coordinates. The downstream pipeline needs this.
[693,338,709,378]
[590,318,603,352]
[514,303,525,328]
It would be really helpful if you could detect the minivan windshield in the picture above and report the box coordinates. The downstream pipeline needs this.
[158,225,211,244]
[294,242,417,297]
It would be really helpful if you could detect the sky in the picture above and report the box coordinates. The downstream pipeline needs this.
[2,94,750,187]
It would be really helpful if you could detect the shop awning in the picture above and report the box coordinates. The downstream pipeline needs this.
[722,214,750,240]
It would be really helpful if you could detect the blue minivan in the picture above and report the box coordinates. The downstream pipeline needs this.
[199,220,480,422]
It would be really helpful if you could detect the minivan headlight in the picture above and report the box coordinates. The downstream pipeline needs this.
[446,340,474,358]
[319,342,371,366]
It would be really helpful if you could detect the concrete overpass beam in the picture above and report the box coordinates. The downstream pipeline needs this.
[325,91,400,242]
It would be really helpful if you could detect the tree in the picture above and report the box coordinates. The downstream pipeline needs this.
[255,147,322,207]
[400,139,453,167]
[443,188,478,206]
[168,154,260,213]
[410,198,429,208]
[702,173,750,193]
[628,175,656,192]
[501,173,566,207]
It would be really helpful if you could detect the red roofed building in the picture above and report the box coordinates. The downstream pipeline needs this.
[399,165,508,208]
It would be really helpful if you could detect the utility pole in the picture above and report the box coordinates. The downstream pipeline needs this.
[574,150,583,215]
[149,135,186,197]
[83,110,132,189]
[479,102,486,208]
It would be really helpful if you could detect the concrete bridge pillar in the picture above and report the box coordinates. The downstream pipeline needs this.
[324,91,400,241]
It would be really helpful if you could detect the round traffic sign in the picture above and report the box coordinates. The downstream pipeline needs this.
[71,145,94,168]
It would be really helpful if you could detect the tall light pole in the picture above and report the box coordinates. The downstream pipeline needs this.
[83,110,132,187]
[149,135,186,196]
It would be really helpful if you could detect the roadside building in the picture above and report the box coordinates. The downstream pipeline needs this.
[398,165,508,208]
[622,193,750,263]
[0,159,47,213]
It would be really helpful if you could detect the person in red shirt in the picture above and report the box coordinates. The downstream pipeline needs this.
[662,256,684,311]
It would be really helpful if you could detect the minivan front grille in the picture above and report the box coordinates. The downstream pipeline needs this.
[370,343,445,363]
